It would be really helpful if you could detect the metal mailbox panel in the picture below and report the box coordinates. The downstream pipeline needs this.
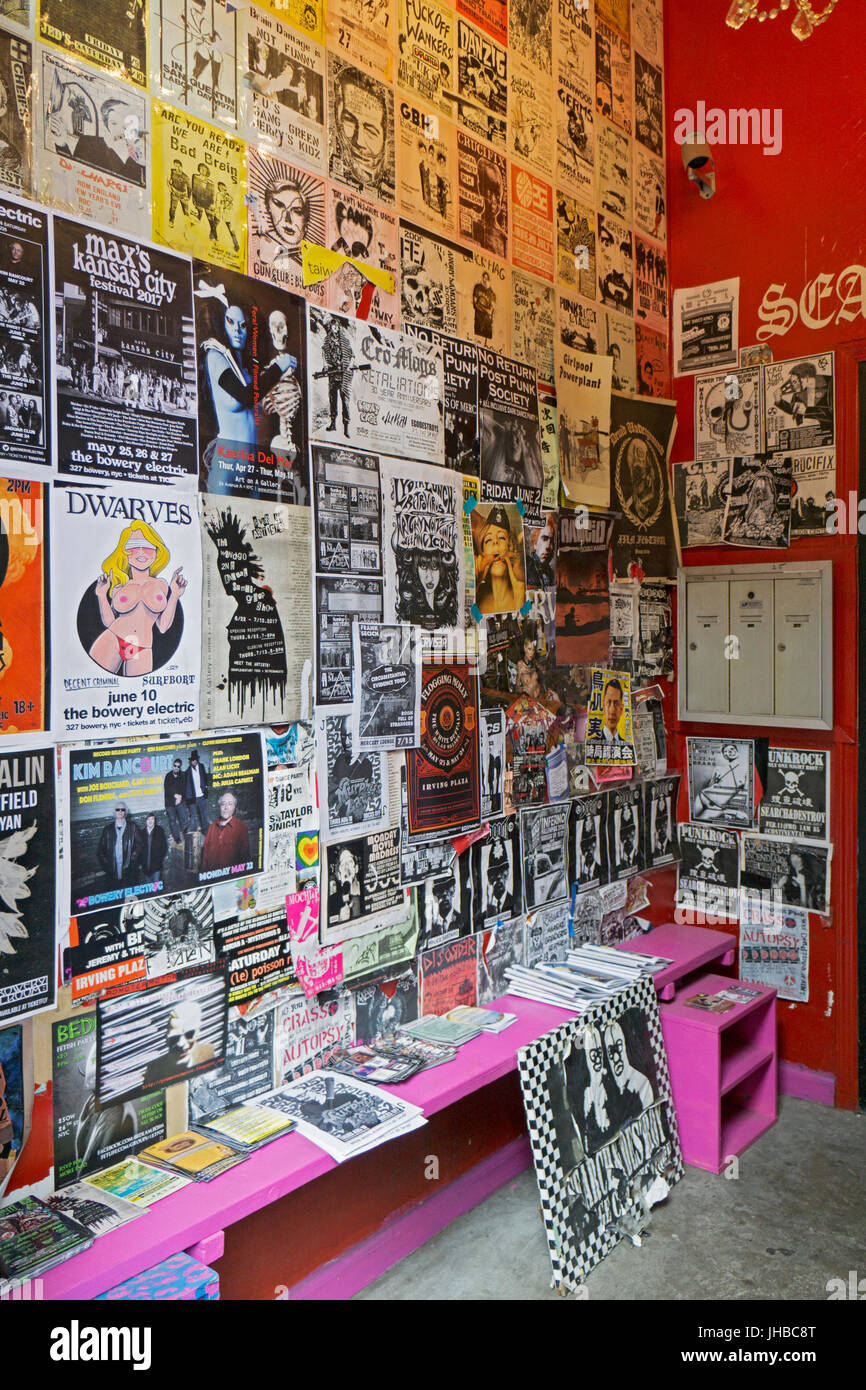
[685,578,730,714]
[730,579,774,717]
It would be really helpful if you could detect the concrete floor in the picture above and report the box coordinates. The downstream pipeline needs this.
[356,1097,866,1300]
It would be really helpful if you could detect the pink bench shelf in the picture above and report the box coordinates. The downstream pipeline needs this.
[617,922,736,999]
[659,972,778,1174]
[36,993,570,1302]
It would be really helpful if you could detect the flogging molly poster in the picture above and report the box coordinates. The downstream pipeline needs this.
[0,478,49,735]
[406,659,480,837]
[38,0,147,89]
[608,391,678,581]
[478,348,542,516]
[0,745,55,1024]
[307,308,444,464]
[380,457,465,631]
[194,260,308,503]
[52,217,197,486]
[51,480,202,741]
[243,3,326,172]
[35,50,149,235]
[151,101,246,274]
[152,0,239,131]
[200,496,313,726]
[0,194,50,470]
[0,30,31,199]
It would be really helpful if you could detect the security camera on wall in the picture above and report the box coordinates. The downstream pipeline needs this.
[681,132,716,200]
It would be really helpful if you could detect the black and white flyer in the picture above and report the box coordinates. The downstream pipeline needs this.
[39,0,148,89]
[0,193,50,468]
[722,454,793,549]
[407,323,479,474]
[741,832,831,916]
[554,346,612,509]
[606,781,644,880]
[672,458,729,548]
[480,706,505,820]
[763,353,834,453]
[351,622,421,752]
[676,823,739,919]
[353,965,419,1042]
[472,813,522,925]
[201,496,312,726]
[609,390,678,581]
[35,49,149,234]
[0,745,55,1024]
[66,731,266,916]
[194,260,308,503]
[321,827,412,945]
[380,456,465,631]
[152,0,239,130]
[759,747,829,841]
[214,906,294,1007]
[417,849,472,947]
[521,802,570,909]
[694,366,764,463]
[571,791,610,892]
[687,736,754,830]
[96,960,228,1106]
[243,2,327,171]
[524,899,569,966]
[312,443,381,578]
[307,307,444,464]
[0,31,31,199]
[53,217,197,485]
[738,897,809,1004]
[316,707,390,842]
[478,346,543,516]
[327,55,395,204]
[477,917,525,1005]
[790,448,836,537]
[52,480,202,741]
[644,774,681,869]
[398,221,462,336]
[316,573,383,706]
[189,1005,274,1122]
[673,276,739,377]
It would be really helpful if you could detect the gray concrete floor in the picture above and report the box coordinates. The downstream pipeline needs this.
[356,1097,866,1300]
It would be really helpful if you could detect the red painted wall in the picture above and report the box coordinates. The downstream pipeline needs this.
[663,2,866,1106]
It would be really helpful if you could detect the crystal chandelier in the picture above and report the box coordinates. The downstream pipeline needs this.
[726,0,839,40]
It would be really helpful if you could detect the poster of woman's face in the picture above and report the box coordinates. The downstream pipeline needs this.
[562,1004,659,1156]
[470,501,526,617]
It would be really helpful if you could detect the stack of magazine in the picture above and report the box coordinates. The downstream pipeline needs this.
[137,1131,247,1183]
[401,1015,485,1047]
[505,943,671,1012]
[0,1195,93,1294]
[193,1102,296,1153]
[258,1071,426,1163]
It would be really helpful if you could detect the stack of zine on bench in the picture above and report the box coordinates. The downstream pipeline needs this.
[505,944,670,1012]
[257,1071,426,1163]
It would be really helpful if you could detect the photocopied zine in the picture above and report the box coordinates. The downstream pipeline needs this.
[52,216,197,487]
[52,480,202,741]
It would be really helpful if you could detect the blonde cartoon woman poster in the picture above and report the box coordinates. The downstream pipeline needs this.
[87,522,187,677]
[53,480,202,739]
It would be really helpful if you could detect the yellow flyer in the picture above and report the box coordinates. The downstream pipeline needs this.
[152,99,247,273]
[256,0,325,47]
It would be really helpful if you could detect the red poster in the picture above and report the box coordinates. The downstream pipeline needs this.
[457,0,507,48]
[420,935,478,1014]
[406,661,481,836]
[0,478,49,736]
[510,164,554,282]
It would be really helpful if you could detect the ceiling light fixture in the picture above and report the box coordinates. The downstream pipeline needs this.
[726,0,839,40]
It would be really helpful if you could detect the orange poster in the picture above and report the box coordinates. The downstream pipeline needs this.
[0,478,48,736]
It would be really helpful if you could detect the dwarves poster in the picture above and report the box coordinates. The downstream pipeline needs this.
[201,495,312,726]
[51,480,202,741]
[0,744,55,1024]
[0,194,50,470]
[52,216,197,486]
[194,260,308,503]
